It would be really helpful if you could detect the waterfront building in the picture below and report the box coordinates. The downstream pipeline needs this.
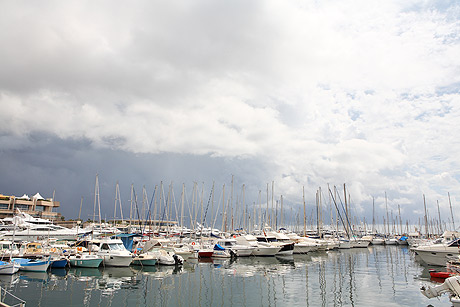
[0,193,61,220]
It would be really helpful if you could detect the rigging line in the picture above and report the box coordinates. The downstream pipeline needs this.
[328,187,351,239]
[141,187,156,235]
[132,187,142,230]
[202,184,214,227]
[334,186,354,238]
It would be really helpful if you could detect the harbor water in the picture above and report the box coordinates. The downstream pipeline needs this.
[0,246,451,306]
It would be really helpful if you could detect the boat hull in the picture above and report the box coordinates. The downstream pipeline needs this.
[100,255,133,267]
[132,258,158,266]
[252,246,280,257]
[0,262,20,275]
[51,259,68,268]
[69,258,103,268]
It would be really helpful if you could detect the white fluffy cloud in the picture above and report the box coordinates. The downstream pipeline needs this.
[1,0,460,221]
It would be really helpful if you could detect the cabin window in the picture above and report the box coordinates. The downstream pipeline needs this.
[101,244,109,250]
[15,204,29,210]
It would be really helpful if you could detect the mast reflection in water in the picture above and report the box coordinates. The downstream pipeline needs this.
[0,246,452,306]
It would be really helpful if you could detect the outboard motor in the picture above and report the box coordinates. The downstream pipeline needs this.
[173,254,184,265]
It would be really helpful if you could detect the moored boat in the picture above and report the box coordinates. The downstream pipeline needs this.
[0,261,20,275]
[69,253,103,268]
[12,257,51,272]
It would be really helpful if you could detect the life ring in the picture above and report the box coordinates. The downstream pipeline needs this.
[77,246,83,252]
[50,248,57,253]
[233,235,237,238]
[191,242,196,246]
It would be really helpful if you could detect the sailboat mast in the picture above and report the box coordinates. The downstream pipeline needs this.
[449,192,455,230]
[372,197,375,234]
[437,200,442,235]
[303,186,306,237]
[423,194,429,238]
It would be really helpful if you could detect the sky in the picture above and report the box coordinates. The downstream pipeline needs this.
[1,0,460,231]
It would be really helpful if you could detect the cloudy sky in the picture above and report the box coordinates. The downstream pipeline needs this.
[1,1,459,230]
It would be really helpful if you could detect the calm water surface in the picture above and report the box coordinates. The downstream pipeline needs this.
[0,246,451,306]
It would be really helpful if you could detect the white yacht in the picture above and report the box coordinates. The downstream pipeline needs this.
[97,238,133,267]
[216,238,255,257]
[414,238,460,266]
[235,234,280,256]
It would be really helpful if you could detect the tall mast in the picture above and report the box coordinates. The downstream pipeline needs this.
[271,181,275,229]
[231,175,234,233]
[211,181,215,232]
[437,200,442,235]
[93,174,102,227]
[385,191,389,236]
[303,186,306,237]
[423,194,429,237]
[266,183,269,227]
[242,184,246,231]
[372,197,375,234]
[180,183,185,232]
[344,184,349,236]
[78,196,83,221]
[449,192,455,230]
[258,190,262,232]
[280,195,283,230]
[221,184,226,233]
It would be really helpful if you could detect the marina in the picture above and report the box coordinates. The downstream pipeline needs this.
[0,245,451,306]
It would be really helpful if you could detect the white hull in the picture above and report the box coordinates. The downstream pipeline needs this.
[101,254,132,267]
[385,239,398,245]
[293,244,318,253]
[416,250,458,266]
[232,247,254,257]
[252,246,280,256]
[0,263,20,275]
[371,238,385,245]
[338,241,352,249]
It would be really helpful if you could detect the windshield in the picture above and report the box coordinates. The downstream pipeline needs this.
[108,243,125,250]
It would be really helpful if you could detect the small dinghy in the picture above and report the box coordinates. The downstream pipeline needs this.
[69,253,103,268]
[12,257,51,272]
[0,261,20,275]
[429,269,454,279]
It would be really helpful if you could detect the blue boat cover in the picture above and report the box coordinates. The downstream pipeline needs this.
[214,244,225,251]
[12,258,31,265]
[115,233,143,251]
[399,236,408,241]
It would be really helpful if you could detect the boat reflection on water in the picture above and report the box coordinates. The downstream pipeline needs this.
[50,268,67,277]
[69,267,103,279]
[1,244,448,306]
[19,271,49,283]
[0,273,20,287]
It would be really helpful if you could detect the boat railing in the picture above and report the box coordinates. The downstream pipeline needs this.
[0,286,26,307]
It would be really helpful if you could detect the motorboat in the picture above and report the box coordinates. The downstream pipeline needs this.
[257,233,294,256]
[0,261,20,275]
[285,233,320,253]
[97,238,133,267]
[211,243,234,258]
[12,257,51,272]
[132,250,160,266]
[421,275,460,306]
[235,234,280,256]
[50,256,68,268]
[414,238,460,266]
[216,238,254,257]
[69,253,103,268]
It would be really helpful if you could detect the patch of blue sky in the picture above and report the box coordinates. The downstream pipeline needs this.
[435,82,460,96]
[348,109,361,121]
[402,1,459,15]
